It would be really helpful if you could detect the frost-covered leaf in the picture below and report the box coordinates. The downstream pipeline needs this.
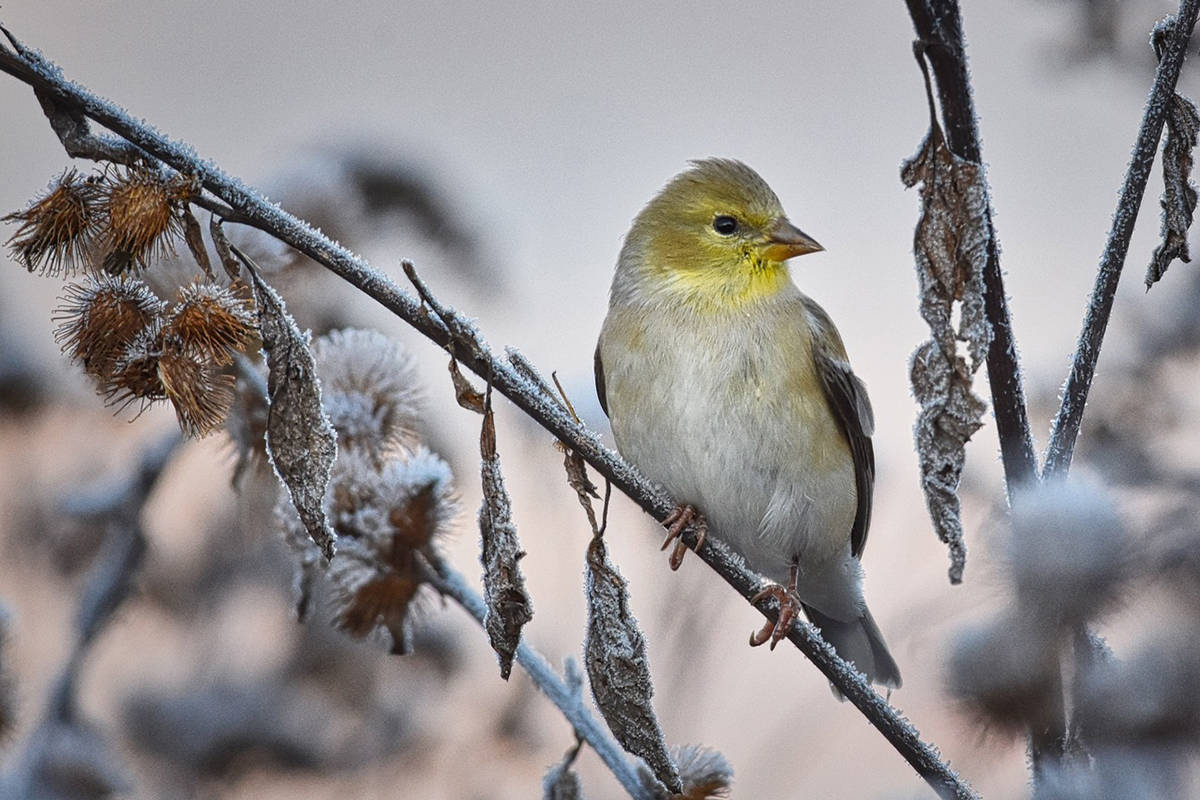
[479,392,532,679]
[909,341,983,583]
[584,536,681,794]
[901,119,992,584]
[245,257,337,560]
[1147,92,1199,289]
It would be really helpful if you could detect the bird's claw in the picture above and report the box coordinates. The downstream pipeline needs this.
[660,504,707,571]
[749,583,802,650]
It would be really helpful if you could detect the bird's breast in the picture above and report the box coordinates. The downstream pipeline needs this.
[598,294,856,580]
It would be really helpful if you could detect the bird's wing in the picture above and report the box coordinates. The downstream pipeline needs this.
[594,344,609,417]
[803,297,875,558]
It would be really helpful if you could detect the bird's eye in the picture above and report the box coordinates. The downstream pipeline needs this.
[712,215,738,236]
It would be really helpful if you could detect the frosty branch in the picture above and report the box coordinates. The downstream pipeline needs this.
[0,26,976,800]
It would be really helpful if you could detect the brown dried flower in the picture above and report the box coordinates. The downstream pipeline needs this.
[283,445,457,653]
[54,276,165,381]
[158,338,237,438]
[165,283,257,364]
[4,168,102,275]
[99,166,192,274]
[104,320,169,414]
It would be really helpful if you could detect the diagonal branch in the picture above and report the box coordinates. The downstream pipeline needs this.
[422,556,655,800]
[0,28,977,799]
[1043,1,1200,479]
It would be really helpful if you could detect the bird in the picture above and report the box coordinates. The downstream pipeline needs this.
[594,158,901,690]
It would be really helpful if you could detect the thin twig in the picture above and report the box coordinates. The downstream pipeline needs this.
[0,29,977,799]
[1043,0,1200,478]
[422,556,655,800]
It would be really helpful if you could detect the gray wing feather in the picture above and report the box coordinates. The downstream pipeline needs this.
[804,298,875,558]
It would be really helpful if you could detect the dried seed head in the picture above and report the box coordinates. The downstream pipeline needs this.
[672,744,733,799]
[312,328,422,461]
[99,166,189,273]
[165,283,257,364]
[1008,479,1130,626]
[947,614,1061,735]
[54,276,165,381]
[283,445,457,654]
[105,321,168,413]
[4,168,102,275]
[158,338,237,438]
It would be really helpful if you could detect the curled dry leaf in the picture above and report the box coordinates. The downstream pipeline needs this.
[449,356,486,414]
[243,251,338,560]
[181,205,214,279]
[584,535,681,794]
[479,391,533,679]
[1147,92,1199,289]
[901,112,992,584]
[209,217,243,282]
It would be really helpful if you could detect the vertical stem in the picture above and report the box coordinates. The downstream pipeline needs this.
[1043,0,1200,478]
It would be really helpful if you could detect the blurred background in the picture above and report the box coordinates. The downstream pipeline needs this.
[1,1,1199,797]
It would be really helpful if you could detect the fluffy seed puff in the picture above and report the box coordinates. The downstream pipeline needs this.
[280,328,455,652]
[311,327,422,463]
[282,446,458,653]
[4,168,103,276]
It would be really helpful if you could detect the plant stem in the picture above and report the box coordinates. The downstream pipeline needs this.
[1043,0,1200,479]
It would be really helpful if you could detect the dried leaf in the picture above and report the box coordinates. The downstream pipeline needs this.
[559,443,602,535]
[901,116,992,584]
[182,205,213,279]
[584,535,681,794]
[449,356,485,413]
[910,341,983,583]
[209,216,242,282]
[243,252,338,560]
[1147,92,1199,289]
[479,390,533,679]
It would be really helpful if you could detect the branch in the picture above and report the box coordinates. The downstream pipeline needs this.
[905,0,1039,494]
[1043,1,1200,479]
[4,431,181,796]
[0,28,977,799]
[904,0,1059,772]
[423,557,655,800]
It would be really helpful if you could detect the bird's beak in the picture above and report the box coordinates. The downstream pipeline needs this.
[762,218,823,262]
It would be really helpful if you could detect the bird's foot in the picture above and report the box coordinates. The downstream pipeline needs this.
[660,504,707,571]
[749,562,802,650]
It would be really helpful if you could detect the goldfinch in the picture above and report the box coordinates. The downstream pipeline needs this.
[595,159,901,689]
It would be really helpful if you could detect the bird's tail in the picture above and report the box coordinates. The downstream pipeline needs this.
[802,604,902,696]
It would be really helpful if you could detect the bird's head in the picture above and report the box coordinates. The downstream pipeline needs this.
[619,158,822,308]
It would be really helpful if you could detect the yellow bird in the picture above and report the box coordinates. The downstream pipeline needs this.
[595,159,901,689]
